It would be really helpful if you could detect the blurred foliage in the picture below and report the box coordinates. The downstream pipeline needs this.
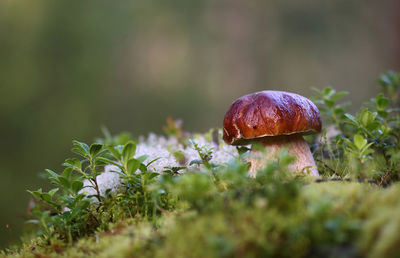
[0,0,399,248]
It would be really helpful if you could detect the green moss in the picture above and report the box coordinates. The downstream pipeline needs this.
[4,182,400,258]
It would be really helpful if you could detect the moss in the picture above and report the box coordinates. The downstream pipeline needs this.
[357,184,400,258]
[4,182,400,257]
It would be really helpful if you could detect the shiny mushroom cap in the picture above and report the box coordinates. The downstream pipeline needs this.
[223,90,321,145]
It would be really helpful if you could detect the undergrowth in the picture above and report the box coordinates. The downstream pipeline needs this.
[2,71,400,258]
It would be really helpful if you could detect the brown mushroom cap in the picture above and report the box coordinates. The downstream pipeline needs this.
[223,90,322,145]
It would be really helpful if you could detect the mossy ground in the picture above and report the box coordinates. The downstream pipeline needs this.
[3,181,400,258]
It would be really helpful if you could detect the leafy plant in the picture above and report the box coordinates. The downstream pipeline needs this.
[312,71,400,185]
[378,70,400,103]
[344,134,374,164]
[312,87,348,130]
[25,140,170,242]
[189,139,214,169]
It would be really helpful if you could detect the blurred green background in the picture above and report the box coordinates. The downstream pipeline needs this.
[0,0,399,247]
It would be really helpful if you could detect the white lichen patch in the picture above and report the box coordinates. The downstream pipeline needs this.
[80,165,122,197]
[81,130,240,197]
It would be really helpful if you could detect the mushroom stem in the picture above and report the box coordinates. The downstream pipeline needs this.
[248,134,319,178]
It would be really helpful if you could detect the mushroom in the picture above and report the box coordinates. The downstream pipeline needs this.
[222,90,321,177]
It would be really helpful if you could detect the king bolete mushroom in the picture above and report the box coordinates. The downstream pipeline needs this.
[223,90,321,177]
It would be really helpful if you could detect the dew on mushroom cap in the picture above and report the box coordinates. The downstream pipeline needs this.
[222,90,322,177]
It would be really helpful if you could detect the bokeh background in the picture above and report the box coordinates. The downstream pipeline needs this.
[0,0,399,247]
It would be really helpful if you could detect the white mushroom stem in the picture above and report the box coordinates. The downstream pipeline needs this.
[248,134,319,178]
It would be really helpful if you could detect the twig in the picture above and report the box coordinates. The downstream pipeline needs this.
[379,170,391,187]
[152,197,171,214]
[314,178,376,184]
[315,158,341,177]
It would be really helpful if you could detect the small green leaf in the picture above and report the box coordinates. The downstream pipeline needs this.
[146,157,161,168]
[89,143,103,157]
[72,140,90,157]
[344,113,358,126]
[359,109,375,127]
[107,146,122,160]
[190,159,202,166]
[45,169,59,179]
[70,206,83,220]
[376,93,389,110]
[59,176,71,189]
[81,200,90,209]
[334,107,344,115]
[143,172,159,181]
[237,146,250,155]
[139,163,147,172]
[63,158,81,171]
[323,87,333,96]
[97,157,123,169]
[25,219,40,225]
[331,91,348,101]
[324,99,334,108]
[41,211,50,219]
[27,189,43,200]
[62,167,73,179]
[41,193,52,203]
[122,142,136,162]
[105,189,112,196]
[61,196,75,206]
[48,188,59,197]
[378,110,388,118]
[136,155,149,163]
[71,181,84,194]
[127,159,140,174]
[354,134,367,150]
